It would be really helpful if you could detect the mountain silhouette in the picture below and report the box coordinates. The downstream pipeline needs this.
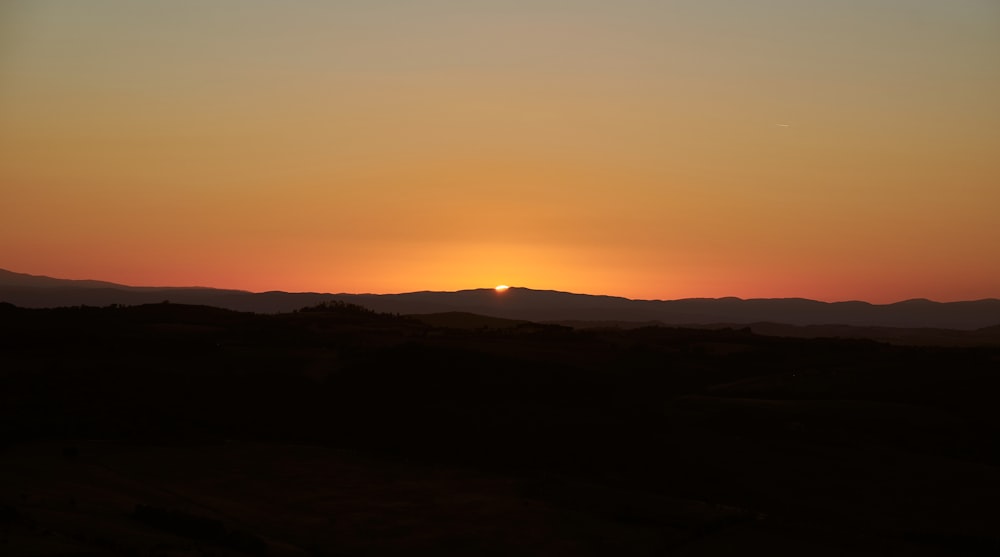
[2,268,998,329]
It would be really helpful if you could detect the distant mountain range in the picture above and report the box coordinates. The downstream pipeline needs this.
[2,268,999,330]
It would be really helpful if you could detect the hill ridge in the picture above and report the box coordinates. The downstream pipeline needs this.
[1,268,998,329]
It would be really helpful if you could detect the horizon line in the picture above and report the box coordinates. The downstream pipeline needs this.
[2,268,998,306]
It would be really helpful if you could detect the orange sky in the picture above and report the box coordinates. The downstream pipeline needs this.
[2,1,998,302]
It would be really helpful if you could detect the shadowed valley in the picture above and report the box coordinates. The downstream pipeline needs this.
[2,299,1000,555]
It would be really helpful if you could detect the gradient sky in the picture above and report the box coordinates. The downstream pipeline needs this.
[2,0,998,302]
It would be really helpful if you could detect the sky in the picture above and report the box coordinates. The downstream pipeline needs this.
[1,0,998,302]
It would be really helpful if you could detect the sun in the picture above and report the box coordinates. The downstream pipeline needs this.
[494,285,509,292]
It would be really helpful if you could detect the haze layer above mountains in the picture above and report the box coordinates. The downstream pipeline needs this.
[3,269,998,330]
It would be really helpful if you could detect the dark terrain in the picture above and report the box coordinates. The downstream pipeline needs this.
[2,300,1000,556]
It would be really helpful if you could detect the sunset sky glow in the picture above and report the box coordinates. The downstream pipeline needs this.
[2,1,998,302]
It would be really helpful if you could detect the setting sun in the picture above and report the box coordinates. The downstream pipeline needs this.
[495,285,510,292]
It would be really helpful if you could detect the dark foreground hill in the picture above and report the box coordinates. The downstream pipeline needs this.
[3,268,999,329]
[2,301,1000,556]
